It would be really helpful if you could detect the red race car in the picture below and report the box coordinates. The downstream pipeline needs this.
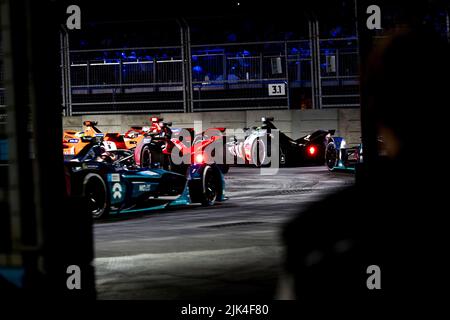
[134,117,229,174]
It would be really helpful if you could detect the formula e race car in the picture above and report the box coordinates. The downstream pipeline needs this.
[63,121,136,156]
[325,137,362,171]
[65,137,226,219]
[133,117,229,174]
[325,136,387,172]
[63,121,102,156]
[227,117,335,167]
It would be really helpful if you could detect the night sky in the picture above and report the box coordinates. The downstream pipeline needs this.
[56,0,449,49]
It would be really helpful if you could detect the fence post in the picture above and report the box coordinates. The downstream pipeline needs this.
[309,19,322,109]
[308,21,316,109]
[60,26,72,116]
[185,22,194,113]
[153,58,157,84]
[259,52,263,89]
[178,18,193,113]
[86,60,90,95]
[60,30,67,116]
[315,23,322,109]
[65,32,72,115]
[284,41,291,109]
[223,53,228,91]
[179,22,186,113]
[119,59,123,93]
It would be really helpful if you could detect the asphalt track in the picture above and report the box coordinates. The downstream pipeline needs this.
[94,166,355,299]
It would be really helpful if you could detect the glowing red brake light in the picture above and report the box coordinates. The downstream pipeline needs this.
[308,146,316,156]
[195,153,204,164]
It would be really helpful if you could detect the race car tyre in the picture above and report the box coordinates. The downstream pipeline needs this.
[141,145,152,168]
[325,141,338,171]
[251,138,266,167]
[83,173,108,219]
[141,145,166,169]
[189,166,220,206]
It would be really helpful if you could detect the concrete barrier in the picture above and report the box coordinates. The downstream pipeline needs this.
[63,108,361,146]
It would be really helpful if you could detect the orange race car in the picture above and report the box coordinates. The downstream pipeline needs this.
[62,121,102,156]
[63,121,133,156]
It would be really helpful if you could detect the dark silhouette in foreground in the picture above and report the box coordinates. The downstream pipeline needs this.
[282,25,449,302]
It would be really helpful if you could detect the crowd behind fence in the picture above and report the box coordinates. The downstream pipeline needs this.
[63,37,360,115]
[0,37,360,117]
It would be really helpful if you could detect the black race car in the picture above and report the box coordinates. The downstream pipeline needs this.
[227,117,335,167]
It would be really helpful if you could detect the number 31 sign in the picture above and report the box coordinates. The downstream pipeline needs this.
[268,83,286,96]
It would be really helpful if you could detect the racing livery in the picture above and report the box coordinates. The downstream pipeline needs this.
[65,138,226,219]
[227,117,335,167]
[133,117,229,174]
[63,121,138,156]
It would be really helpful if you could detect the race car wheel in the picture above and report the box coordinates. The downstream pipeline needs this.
[83,173,108,219]
[141,145,152,168]
[251,138,266,167]
[189,166,220,206]
[142,145,166,169]
[203,169,218,205]
[325,141,338,171]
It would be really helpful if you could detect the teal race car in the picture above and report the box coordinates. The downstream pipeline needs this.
[65,138,226,219]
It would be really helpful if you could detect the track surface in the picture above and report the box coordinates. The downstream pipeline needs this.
[94,166,354,299]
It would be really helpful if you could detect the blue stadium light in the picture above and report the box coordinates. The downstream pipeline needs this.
[193,65,203,73]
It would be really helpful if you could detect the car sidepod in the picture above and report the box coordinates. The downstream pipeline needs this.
[106,168,189,214]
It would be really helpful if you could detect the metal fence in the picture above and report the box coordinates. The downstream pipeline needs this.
[190,41,294,111]
[65,46,185,115]
[319,37,360,108]
[62,34,360,115]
